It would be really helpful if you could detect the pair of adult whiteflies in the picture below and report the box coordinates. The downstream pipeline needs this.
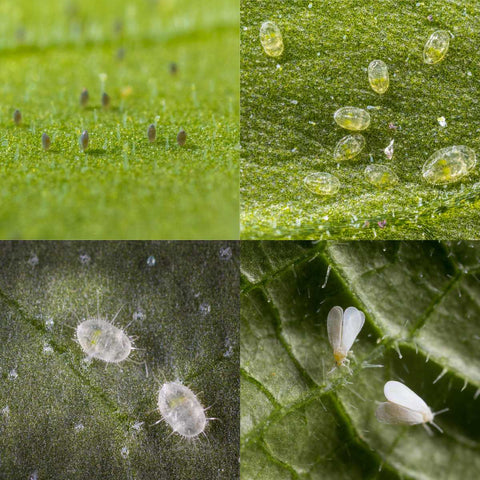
[328,306,448,434]
[76,316,211,439]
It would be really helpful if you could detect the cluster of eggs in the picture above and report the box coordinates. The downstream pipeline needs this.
[12,88,187,153]
[259,23,476,195]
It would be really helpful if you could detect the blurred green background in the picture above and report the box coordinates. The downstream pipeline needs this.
[0,0,239,239]
[0,241,239,478]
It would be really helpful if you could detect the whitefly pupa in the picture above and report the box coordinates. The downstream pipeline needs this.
[156,382,214,439]
[75,305,136,363]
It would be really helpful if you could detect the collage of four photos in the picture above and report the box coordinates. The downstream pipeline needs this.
[0,0,479,479]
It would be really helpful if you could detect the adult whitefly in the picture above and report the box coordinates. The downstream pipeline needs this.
[80,88,89,107]
[327,306,365,367]
[147,124,156,143]
[102,92,111,108]
[79,130,89,151]
[157,382,208,438]
[376,381,448,433]
[177,128,187,146]
[41,133,51,151]
[13,109,22,125]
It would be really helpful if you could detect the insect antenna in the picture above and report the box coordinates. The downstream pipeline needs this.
[429,421,443,433]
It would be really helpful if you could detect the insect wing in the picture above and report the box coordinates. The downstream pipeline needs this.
[327,306,343,352]
[340,307,365,353]
[376,402,424,425]
[384,381,430,414]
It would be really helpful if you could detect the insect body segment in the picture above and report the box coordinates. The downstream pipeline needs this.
[327,306,365,367]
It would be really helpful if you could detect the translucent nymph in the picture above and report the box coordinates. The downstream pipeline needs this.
[365,164,399,187]
[333,134,365,161]
[76,319,132,363]
[304,172,340,195]
[158,382,207,438]
[422,145,476,185]
[259,21,284,57]
[368,60,389,94]
[423,30,450,64]
[334,107,371,131]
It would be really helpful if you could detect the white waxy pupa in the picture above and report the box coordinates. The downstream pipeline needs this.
[157,382,209,438]
[327,306,365,367]
[76,318,132,363]
[376,381,448,433]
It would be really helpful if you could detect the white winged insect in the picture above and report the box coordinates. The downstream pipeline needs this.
[376,381,448,434]
[327,306,365,369]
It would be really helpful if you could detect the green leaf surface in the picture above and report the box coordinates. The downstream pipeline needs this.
[0,0,239,239]
[241,241,480,480]
[0,241,239,479]
[241,0,480,239]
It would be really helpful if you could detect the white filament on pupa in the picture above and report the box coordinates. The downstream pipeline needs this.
[376,381,448,434]
[327,306,365,368]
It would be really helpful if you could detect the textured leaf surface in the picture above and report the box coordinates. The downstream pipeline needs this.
[241,0,480,239]
[241,241,480,480]
[0,0,239,239]
[0,241,239,479]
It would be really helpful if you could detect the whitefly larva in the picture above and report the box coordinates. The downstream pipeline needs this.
[376,381,448,434]
[327,306,365,368]
[157,382,213,439]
